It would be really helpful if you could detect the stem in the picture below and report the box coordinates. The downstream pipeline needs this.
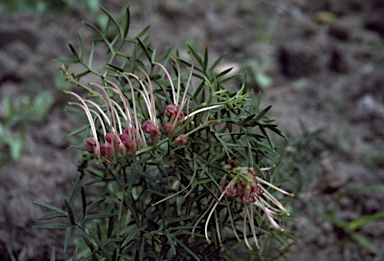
[115,176,127,255]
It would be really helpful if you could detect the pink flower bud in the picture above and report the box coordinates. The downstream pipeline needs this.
[162,122,174,134]
[243,194,256,204]
[226,186,237,197]
[123,127,137,139]
[142,120,161,145]
[255,186,264,196]
[120,133,134,149]
[85,137,101,159]
[105,133,120,145]
[174,135,187,145]
[85,137,97,153]
[100,143,114,163]
[105,132,125,156]
[164,104,184,119]
[141,120,159,134]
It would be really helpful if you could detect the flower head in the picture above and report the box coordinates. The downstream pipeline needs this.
[193,165,293,251]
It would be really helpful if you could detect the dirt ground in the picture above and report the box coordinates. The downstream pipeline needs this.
[0,0,383,260]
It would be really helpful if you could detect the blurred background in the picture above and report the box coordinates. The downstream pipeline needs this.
[0,0,383,260]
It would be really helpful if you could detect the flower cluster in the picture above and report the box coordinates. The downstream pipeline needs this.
[193,164,293,251]
[67,57,221,163]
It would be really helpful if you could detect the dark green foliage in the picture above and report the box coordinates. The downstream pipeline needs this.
[35,6,294,260]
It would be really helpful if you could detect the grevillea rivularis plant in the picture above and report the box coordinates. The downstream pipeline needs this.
[34,6,295,260]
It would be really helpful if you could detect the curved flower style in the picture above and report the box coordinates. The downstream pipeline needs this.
[154,57,191,137]
[66,79,147,162]
[193,166,293,251]
[66,57,242,163]
[124,71,161,146]
[66,91,101,159]
[154,56,224,141]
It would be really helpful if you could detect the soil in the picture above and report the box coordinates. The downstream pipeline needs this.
[0,0,383,260]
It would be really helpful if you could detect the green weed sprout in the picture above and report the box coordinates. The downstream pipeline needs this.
[0,90,53,166]
[35,7,294,260]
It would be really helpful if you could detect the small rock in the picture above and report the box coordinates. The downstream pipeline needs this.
[355,94,384,120]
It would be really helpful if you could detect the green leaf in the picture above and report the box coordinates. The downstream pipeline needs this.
[86,198,106,212]
[187,44,203,66]
[332,186,384,216]
[84,21,114,55]
[254,105,272,122]
[37,212,68,220]
[33,91,54,120]
[121,228,141,247]
[64,199,76,226]
[88,229,112,260]
[173,237,200,260]
[7,134,23,160]
[350,232,383,258]
[69,44,79,60]
[154,47,172,63]
[100,6,124,40]
[139,238,144,261]
[65,125,89,137]
[54,57,79,65]
[69,174,81,207]
[215,67,234,79]
[347,211,384,232]
[55,72,72,91]
[64,227,72,252]
[123,6,130,39]
[74,69,91,79]
[107,63,125,72]
[84,213,117,220]
[2,94,12,120]
[71,248,78,261]
[75,226,95,253]
[81,186,87,218]
[50,246,56,261]
[136,25,150,38]
[107,215,114,238]
[33,201,66,214]
[77,34,83,59]
[203,46,208,73]
[88,41,95,68]
[34,223,72,230]
[166,233,176,255]
[136,37,152,63]
[208,53,225,75]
